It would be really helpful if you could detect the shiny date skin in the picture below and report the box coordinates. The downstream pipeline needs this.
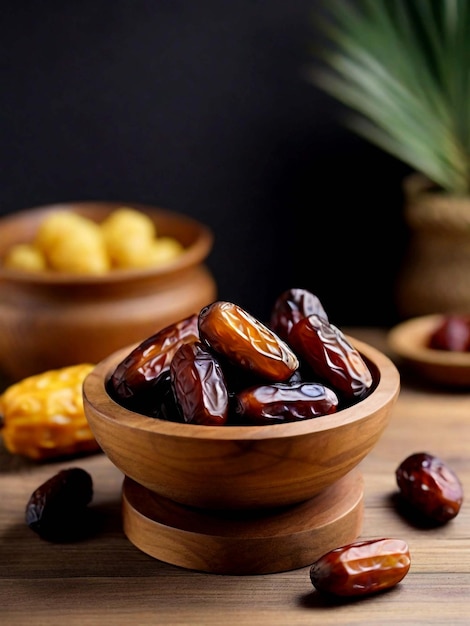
[234,381,339,425]
[170,341,229,425]
[288,314,373,401]
[428,315,470,352]
[198,301,299,382]
[270,288,328,341]
[396,452,464,524]
[109,314,200,402]
[109,291,375,427]
[310,538,411,597]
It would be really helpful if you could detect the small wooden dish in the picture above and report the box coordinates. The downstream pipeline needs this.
[0,202,216,382]
[83,337,400,574]
[388,314,470,387]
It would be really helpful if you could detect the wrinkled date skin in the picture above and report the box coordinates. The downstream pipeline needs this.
[234,381,339,424]
[198,301,299,382]
[170,341,229,425]
[428,315,470,352]
[288,314,373,402]
[396,452,464,523]
[310,538,411,597]
[270,288,329,342]
[25,468,95,542]
[109,314,199,403]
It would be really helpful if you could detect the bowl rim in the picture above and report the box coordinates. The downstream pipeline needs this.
[0,202,214,285]
[388,314,470,368]
[83,336,401,441]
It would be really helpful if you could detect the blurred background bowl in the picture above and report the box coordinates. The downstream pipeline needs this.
[388,314,470,388]
[83,336,400,511]
[0,202,216,382]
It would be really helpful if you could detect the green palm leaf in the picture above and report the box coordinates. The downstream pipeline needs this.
[309,0,470,194]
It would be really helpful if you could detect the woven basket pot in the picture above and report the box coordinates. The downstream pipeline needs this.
[395,172,470,318]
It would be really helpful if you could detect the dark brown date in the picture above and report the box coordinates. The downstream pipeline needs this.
[396,452,464,523]
[198,301,299,382]
[109,314,199,402]
[310,538,411,597]
[428,315,470,352]
[288,314,373,401]
[270,288,328,341]
[132,370,184,422]
[170,341,229,425]
[234,381,338,424]
[25,468,95,542]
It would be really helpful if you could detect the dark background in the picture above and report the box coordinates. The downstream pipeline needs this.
[0,0,411,327]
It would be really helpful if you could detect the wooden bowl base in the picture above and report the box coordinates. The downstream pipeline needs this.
[121,468,364,575]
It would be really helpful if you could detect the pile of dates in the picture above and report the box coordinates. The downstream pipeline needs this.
[108,288,374,426]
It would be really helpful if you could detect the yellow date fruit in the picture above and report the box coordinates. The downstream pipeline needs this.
[0,364,99,461]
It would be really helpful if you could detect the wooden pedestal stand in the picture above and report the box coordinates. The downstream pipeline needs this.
[121,468,364,575]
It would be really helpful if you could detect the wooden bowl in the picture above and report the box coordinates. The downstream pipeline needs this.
[83,336,399,574]
[388,314,470,387]
[0,202,216,382]
[84,336,400,510]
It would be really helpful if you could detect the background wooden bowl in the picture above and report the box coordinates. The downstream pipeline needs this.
[388,314,470,387]
[83,336,400,511]
[0,202,216,383]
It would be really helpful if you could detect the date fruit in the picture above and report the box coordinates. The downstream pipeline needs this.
[309,538,411,597]
[288,314,373,401]
[109,314,199,403]
[107,290,379,427]
[395,452,464,523]
[0,363,98,461]
[198,301,299,382]
[170,341,229,425]
[25,468,95,542]
[234,381,338,424]
[270,288,328,341]
[137,370,184,422]
[428,315,470,352]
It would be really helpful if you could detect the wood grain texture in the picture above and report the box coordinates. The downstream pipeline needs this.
[121,469,363,574]
[1,328,469,625]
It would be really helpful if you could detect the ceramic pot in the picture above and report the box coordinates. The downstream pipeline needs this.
[395,173,470,318]
[0,202,217,382]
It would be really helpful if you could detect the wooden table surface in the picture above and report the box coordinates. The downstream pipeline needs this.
[1,328,469,626]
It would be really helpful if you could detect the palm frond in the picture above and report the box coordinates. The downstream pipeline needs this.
[308,0,470,193]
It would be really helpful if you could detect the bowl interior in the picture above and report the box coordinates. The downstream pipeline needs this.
[87,336,398,438]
